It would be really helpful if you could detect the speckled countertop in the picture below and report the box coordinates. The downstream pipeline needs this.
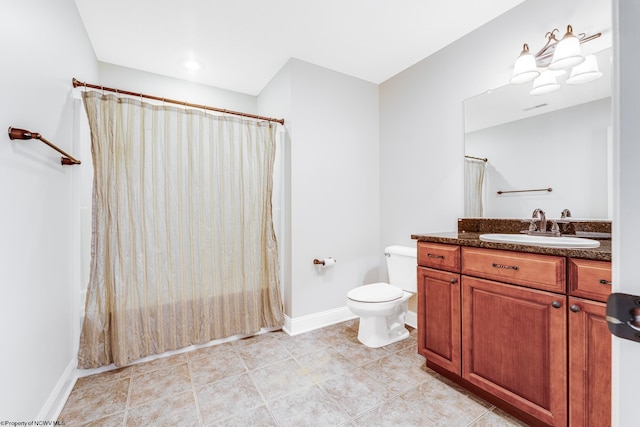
[411,218,612,262]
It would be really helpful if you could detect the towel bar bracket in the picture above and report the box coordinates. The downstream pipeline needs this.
[8,127,81,165]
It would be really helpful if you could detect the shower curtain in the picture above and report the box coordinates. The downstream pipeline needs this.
[464,158,486,217]
[77,91,284,368]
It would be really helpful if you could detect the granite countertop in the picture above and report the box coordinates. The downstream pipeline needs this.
[411,218,612,262]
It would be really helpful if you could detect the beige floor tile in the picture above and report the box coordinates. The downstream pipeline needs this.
[469,407,530,426]
[382,334,417,353]
[277,329,332,356]
[316,322,359,345]
[232,331,280,349]
[210,404,278,427]
[401,376,494,427]
[268,385,349,427]
[363,352,433,394]
[80,411,126,427]
[59,377,129,423]
[187,341,237,361]
[351,398,433,427]
[296,346,355,383]
[249,358,315,401]
[236,336,291,370]
[319,368,395,417]
[129,362,192,408]
[125,391,199,427]
[74,367,132,390]
[189,349,247,386]
[331,335,391,367]
[395,343,430,367]
[196,372,265,425]
[131,353,188,375]
[61,320,535,427]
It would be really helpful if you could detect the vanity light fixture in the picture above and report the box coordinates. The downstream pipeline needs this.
[530,70,561,95]
[509,25,602,95]
[566,54,602,84]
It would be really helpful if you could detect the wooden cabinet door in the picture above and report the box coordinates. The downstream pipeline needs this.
[462,276,567,426]
[417,266,461,375]
[568,297,611,427]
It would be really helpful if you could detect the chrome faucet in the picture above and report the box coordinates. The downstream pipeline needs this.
[561,209,572,219]
[532,208,547,233]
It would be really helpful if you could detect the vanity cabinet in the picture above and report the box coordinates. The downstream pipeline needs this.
[567,258,612,427]
[416,243,612,427]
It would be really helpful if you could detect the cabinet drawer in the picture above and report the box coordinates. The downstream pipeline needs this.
[462,247,565,293]
[568,258,612,303]
[417,242,460,272]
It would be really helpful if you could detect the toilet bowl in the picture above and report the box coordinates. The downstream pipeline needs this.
[346,246,417,348]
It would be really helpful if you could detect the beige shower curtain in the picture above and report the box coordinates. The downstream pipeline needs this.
[464,158,486,217]
[78,91,284,368]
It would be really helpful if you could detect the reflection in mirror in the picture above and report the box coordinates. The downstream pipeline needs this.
[464,48,612,220]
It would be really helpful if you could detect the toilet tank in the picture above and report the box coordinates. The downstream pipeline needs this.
[385,245,418,293]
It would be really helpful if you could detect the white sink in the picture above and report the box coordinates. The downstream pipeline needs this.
[479,233,601,249]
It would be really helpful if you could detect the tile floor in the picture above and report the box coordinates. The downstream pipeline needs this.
[59,320,528,426]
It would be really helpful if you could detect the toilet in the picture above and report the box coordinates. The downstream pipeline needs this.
[346,245,417,348]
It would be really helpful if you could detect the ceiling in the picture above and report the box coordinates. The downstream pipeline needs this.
[74,0,525,96]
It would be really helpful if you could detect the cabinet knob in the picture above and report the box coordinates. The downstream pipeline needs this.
[599,279,612,285]
[450,278,458,285]
[551,301,563,309]
[570,304,581,313]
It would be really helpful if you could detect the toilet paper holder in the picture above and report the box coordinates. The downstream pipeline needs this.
[313,258,336,265]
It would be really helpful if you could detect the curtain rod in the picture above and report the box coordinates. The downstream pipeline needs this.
[465,155,488,162]
[72,78,285,126]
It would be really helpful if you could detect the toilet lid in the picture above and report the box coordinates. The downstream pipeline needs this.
[347,283,404,303]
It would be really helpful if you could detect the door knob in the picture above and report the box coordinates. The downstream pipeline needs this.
[606,293,640,343]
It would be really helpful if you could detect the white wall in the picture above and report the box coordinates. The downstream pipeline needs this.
[0,0,98,419]
[379,0,612,246]
[466,98,611,219]
[259,59,380,329]
[612,1,640,426]
[96,62,256,114]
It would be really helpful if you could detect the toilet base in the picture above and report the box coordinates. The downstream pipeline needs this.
[357,323,409,348]
[355,299,411,348]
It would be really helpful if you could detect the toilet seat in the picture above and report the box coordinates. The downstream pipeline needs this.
[347,283,404,303]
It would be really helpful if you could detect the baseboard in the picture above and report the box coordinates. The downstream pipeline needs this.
[283,306,418,336]
[406,309,417,329]
[38,358,78,421]
[283,306,357,336]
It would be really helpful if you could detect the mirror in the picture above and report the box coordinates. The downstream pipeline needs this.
[464,48,613,220]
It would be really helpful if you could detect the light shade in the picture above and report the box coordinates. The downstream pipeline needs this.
[566,55,602,84]
[530,70,560,95]
[549,26,585,70]
[510,44,540,84]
